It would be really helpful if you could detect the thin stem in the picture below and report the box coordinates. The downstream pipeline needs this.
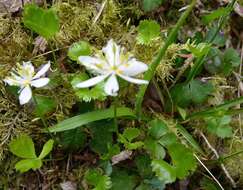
[135,0,197,118]
[152,79,165,107]
[32,95,54,139]
[186,0,237,82]
[114,97,118,132]
[220,150,243,161]
[49,42,58,67]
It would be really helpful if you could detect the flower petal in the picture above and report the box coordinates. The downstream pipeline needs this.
[118,74,149,85]
[22,61,35,75]
[102,39,120,67]
[3,77,21,86]
[31,78,50,88]
[33,61,51,79]
[78,56,107,74]
[104,74,119,96]
[119,58,148,76]
[19,86,32,105]
[76,74,109,88]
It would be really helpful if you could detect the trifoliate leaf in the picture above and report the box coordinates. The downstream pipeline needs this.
[137,20,160,45]
[9,134,37,159]
[68,41,91,61]
[142,0,164,12]
[38,139,54,159]
[171,79,214,107]
[60,128,87,151]
[23,4,59,39]
[206,115,233,138]
[167,143,197,179]
[15,159,42,173]
[85,169,112,190]
[71,73,107,102]
[151,159,176,184]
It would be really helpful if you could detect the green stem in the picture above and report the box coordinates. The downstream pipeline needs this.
[186,0,237,82]
[114,97,118,132]
[135,0,197,118]
[49,42,58,68]
[32,95,54,139]
[220,150,243,161]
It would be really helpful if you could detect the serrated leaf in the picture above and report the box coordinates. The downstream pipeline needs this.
[142,0,164,12]
[15,159,42,173]
[151,160,176,184]
[85,169,112,190]
[60,128,87,151]
[137,20,160,45]
[123,128,141,142]
[222,48,241,75]
[148,119,168,139]
[23,4,59,39]
[68,41,91,61]
[171,79,214,107]
[167,143,197,179]
[38,139,54,159]
[144,138,165,159]
[111,168,137,190]
[9,134,37,159]
[34,96,57,116]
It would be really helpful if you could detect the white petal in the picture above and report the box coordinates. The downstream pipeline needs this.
[31,78,50,88]
[3,78,21,86]
[33,61,51,79]
[19,86,32,105]
[119,58,148,76]
[78,56,106,74]
[103,39,120,67]
[118,74,149,85]
[22,61,35,74]
[104,74,119,96]
[76,74,109,88]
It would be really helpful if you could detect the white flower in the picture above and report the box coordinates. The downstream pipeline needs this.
[4,61,51,105]
[76,39,149,96]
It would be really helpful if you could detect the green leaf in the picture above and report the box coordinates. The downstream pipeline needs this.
[205,27,226,47]
[85,169,112,190]
[200,177,221,190]
[222,48,241,75]
[167,143,197,179]
[38,139,54,159]
[34,96,56,116]
[202,7,231,24]
[135,155,153,178]
[123,128,141,142]
[111,168,137,190]
[15,159,42,173]
[187,42,211,58]
[48,107,135,132]
[171,79,214,107]
[206,115,233,138]
[23,4,59,39]
[151,160,176,184]
[142,0,164,12]
[60,128,87,151]
[177,106,187,120]
[71,73,107,102]
[137,20,161,45]
[68,41,91,61]
[158,133,177,147]
[144,138,166,159]
[89,122,114,154]
[148,119,168,139]
[9,134,37,159]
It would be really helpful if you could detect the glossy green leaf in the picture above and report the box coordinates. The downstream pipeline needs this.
[68,41,91,61]
[23,4,59,39]
[151,160,176,184]
[15,159,42,173]
[168,143,197,179]
[137,20,161,45]
[142,0,164,12]
[38,139,54,159]
[9,134,37,159]
[48,107,135,132]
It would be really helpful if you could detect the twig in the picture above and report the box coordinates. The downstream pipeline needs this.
[194,154,224,190]
[93,0,108,25]
[199,132,236,188]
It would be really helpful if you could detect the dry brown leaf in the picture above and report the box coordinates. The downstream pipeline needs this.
[112,150,132,165]
[60,181,77,190]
